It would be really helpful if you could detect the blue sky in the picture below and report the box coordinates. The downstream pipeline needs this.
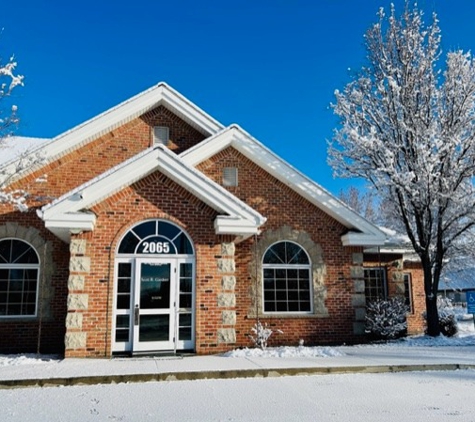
[2,0,475,195]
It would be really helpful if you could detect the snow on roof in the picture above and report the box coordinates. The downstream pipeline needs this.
[0,136,50,165]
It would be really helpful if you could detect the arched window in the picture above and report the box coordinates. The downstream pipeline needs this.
[118,220,193,255]
[262,241,312,313]
[0,239,40,317]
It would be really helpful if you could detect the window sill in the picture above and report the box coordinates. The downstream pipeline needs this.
[247,312,329,319]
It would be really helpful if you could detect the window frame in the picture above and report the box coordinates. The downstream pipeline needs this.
[0,238,40,318]
[261,241,313,314]
[403,272,414,313]
[364,267,388,304]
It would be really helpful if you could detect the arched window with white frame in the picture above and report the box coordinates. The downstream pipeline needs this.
[262,241,312,313]
[0,239,40,317]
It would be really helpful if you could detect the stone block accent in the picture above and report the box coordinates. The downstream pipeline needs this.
[221,242,235,256]
[217,328,236,344]
[354,278,365,293]
[351,294,366,307]
[217,258,235,273]
[66,313,83,329]
[354,307,366,321]
[217,293,236,307]
[65,332,87,349]
[68,275,85,291]
[392,272,404,282]
[395,282,406,294]
[352,252,364,265]
[222,310,236,325]
[69,257,91,273]
[353,322,366,335]
[221,276,236,291]
[350,266,364,279]
[67,294,89,310]
[70,239,87,255]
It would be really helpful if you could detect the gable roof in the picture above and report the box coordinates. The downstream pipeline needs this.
[37,144,266,243]
[0,82,225,184]
[180,125,386,247]
[13,82,385,247]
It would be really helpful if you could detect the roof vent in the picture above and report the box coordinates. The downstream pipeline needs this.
[153,126,169,146]
[223,167,238,187]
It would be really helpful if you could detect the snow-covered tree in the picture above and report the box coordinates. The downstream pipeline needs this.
[339,186,377,223]
[0,54,23,138]
[328,2,475,336]
[0,51,44,210]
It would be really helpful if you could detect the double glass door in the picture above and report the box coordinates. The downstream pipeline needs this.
[113,258,194,353]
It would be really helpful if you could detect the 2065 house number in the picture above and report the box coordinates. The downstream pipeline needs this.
[141,241,170,254]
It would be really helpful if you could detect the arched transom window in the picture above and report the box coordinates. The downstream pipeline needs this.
[0,239,40,317]
[118,220,194,255]
[262,241,312,313]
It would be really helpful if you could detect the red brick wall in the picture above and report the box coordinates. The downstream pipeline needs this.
[198,147,364,348]
[8,106,206,205]
[0,210,69,354]
[363,253,426,335]
[65,171,224,357]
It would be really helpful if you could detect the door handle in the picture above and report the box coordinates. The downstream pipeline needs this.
[134,305,139,326]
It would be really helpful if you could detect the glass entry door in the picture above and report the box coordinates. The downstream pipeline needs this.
[129,259,195,353]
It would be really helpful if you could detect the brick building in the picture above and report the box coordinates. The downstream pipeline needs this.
[0,83,425,357]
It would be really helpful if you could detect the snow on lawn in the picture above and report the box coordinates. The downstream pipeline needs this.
[1,315,474,365]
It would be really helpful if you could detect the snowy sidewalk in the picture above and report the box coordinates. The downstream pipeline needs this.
[1,336,475,388]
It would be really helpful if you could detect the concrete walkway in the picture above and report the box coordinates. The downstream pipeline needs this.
[1,344,475,389]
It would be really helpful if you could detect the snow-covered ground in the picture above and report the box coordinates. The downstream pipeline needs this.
[1,317,474,421]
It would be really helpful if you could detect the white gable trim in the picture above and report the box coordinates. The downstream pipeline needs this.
[0,83,225,184]
[37,145,265,242]
[181,125,386,247]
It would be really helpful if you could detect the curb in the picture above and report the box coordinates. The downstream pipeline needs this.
[1,363,474,389]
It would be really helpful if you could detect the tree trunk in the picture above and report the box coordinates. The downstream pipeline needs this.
[422,258,440,336]
[425,294,440,336]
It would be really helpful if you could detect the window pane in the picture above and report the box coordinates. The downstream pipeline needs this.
[179,294,192,309]
[133,221,157,239]
[180,313,192,327]
[118,263,131,277]
[179,327,191,341]
[11,240,38,264]
[180,279,192,293]
[261,242,312,313]
[118,279,131,293]
[174,233,193,254]
[115,329,130,342]
[264,301,275,312]
[180,263,193,278]
[117,294,130,309]
[116,315,130,328]
[118,232,139,254]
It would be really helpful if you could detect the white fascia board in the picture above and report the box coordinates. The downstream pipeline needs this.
[39,148,159,220]
[44,213,96,230]
[341,232,386,247]
[182,125,386,244]
[180,126,235,163]
[160,85,224,135]
[1,83,225,182]
[156,148,265,227]
[214,216,261,236]
[43,212,96,244]
[39,145,265,234]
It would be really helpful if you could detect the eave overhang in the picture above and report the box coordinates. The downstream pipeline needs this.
[181,125,387,248]
[37,145,265,243]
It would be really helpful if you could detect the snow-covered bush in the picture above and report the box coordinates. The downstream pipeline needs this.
[436,296,458,337]
[365,297,408,340]
[248,321,283,350]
